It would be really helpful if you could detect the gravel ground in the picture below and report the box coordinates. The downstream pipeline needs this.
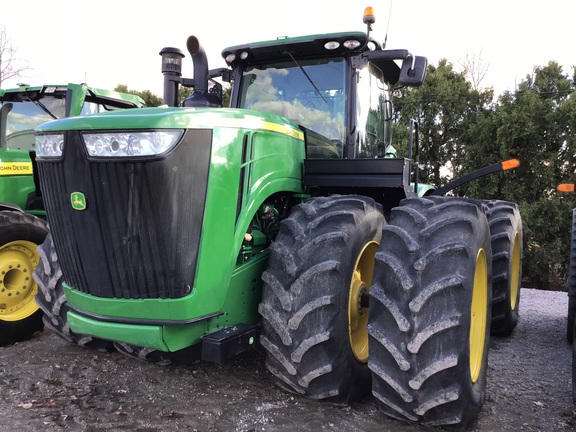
[0,288,575,432]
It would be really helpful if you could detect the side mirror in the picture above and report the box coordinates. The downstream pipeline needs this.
[399,55,427,87]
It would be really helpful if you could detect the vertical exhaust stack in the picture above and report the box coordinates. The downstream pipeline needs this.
[183,36,222,108]
[187,36,208,94]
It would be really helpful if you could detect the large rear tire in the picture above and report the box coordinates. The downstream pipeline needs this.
[33,233,109,350]
[0,211,47,344]
[482,200,523,336]
[567,209,576,344]
[259,195,384,404]
[368,196,492,429]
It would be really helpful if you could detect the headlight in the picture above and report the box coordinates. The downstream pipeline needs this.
[36,133,64,158]
[82,130,184,157]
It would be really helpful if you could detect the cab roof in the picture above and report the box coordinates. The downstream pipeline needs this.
[221,32,374,63]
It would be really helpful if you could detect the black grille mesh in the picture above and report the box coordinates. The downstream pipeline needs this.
[38,129,212,299]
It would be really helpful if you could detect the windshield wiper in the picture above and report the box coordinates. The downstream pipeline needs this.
[286,52,327,104]
[24,96,58,119]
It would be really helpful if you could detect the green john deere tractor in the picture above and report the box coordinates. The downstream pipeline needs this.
[33,8,523,429]
[0,83,143,344]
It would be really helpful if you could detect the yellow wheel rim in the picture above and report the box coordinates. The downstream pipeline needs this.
[0,240,41,322]
[348,241,379,363]
[509,232,521,311]
[469,248,488,383]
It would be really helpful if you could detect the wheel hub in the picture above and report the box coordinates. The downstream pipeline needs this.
[469,248,488,383]
[358,282,370,315]
[510,232,521,310]
[348,241,378,363]
[0,241,39,321]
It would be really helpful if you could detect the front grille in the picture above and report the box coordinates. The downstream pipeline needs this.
[38,129,212,299]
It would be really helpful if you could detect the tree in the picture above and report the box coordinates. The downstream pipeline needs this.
[391,59,493,186]
[459,51,490,91]
[392,58,576,289]
[466,61,576,289]
[115,81,230,108]
[0,26,31,87]
[114,85,163,107]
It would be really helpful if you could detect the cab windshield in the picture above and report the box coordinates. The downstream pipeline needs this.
[239,57,346,158]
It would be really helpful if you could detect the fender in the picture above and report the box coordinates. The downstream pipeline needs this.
[0,201,23,212]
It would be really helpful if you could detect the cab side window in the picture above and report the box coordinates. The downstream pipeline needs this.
[355,65,393,158]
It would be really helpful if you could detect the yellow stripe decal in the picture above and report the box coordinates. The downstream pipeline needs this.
[260,121,304,140]
[0,162,33,176]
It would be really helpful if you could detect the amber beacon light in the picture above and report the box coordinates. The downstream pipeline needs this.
[363,6,375,24]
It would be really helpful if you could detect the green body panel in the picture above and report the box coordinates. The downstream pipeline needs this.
[42,107,306,350]
[66,250,270,350]
[68,311,169,350]
[0,148,35,210]
[0,83,143,216]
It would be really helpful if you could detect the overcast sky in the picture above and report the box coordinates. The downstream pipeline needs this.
[2,0,575,97]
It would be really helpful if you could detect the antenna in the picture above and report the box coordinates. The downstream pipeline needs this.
[383,0,393,49]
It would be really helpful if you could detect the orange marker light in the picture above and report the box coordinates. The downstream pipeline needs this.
[363,7,375,24]
[501,159,520,171]
[557,183,575,193]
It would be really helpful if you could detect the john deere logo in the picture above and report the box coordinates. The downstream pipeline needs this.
[70,192,87,211]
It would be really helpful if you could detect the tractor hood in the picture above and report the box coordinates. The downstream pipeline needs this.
[35,106,306,311]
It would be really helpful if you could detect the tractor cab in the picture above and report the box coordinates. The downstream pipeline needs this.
[223,32,424,159]
[223,32,427,208]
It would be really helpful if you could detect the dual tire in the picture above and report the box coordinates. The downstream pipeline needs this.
[367,196,492,428]
[483,200,523,336]
[260,195,520,429]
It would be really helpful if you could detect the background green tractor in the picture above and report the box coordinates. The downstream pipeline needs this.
[33,8,522,429]
[0,83,143,344]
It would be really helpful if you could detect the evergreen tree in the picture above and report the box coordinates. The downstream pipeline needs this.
[392,59,492,187]
[392,59,576,289]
